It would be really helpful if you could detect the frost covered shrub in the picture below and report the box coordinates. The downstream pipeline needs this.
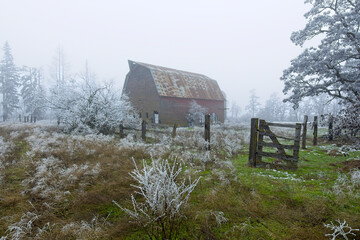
[61,215,107,239]
[113,158,200,240]
[333,103,360,137]
[50,78,140,134]
[22,156,101,200]
[211,127,243,157]
[324,219,359,240]
[330,170,360,198]
[2,212,39,240]
[172,126,244,157]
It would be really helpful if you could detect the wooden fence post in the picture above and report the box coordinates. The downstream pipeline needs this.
[30,115,33,123]
[26,116,29,122]
[141,120,146,142]
[257,120,265,162]
[328,114,333,141]
[248,118,259,167]
[33,116,37,123]
[313,116,318,146]
[204,114,211,150]
[24,116,26,122]
[302,115,308,149]
[19,115,21,122]
[119,124,124,138]
[172,124,177,138]
[294,123,302,160]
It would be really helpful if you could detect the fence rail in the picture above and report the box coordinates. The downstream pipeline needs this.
[249,118,301,170]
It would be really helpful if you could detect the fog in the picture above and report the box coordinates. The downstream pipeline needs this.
[0,0,310,108]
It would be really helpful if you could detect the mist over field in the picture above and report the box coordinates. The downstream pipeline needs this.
[0,0,359,239]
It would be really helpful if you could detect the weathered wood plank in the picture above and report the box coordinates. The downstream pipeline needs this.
[204,114,211,151]
[302,115,308,149]
[258,130,297,141]
[265,122,299,128]
[328,114,334,141]
[313,116,318,146]
[294,123,301,159]
[258,151,299,162]
[172,124,177,138]
[141,120,146,141]
[259,123,285,155]
[248,118,259,167]
[257,120,265,161]
[258,141,300,150]
[119,124,124,138]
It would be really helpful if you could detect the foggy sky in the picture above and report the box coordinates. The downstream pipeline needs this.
[0,0,311,109]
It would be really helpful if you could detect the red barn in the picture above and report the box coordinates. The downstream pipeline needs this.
[122,60,225,126]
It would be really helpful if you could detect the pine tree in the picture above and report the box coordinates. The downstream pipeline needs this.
[20,66,45,118]
[0,42,19,121]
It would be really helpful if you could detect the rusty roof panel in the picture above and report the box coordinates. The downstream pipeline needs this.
[132,61,224,101]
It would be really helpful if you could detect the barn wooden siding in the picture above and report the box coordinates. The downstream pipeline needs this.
[123,60,225,125]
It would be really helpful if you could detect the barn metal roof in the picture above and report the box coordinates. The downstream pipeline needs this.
[129,60,225,101]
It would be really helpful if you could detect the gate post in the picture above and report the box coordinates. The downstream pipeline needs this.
[302,115,308,149]
[248,118,259,167]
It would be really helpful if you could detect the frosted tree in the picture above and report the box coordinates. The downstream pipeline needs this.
[50,47,70,87]
[230,101,241,119]
[0,42,19,121]
[187,100,207,126]
[281,0,360,107]
[20,67,46,118]
[282,0,360,135]
[49,63,140,134]
[259,93,287,121]
[245,89,261,118]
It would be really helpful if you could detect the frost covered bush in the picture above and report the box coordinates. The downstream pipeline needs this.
[324,219,359,240]
[50,77,140,134]
[2,212,39,240]
[61,215,107,239]
[172,126,244,158]
[333,103,360,138]
[113,158,200,240]
[22,156,101,200]
[211,127,243,157]
[330,170,360,198]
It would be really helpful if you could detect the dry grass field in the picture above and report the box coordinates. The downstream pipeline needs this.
[0,122,359,239]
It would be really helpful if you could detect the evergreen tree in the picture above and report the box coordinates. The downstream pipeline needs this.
[20,66,45,118]
[0,42,19,121]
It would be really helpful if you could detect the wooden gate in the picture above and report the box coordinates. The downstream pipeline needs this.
[248,118,302,170]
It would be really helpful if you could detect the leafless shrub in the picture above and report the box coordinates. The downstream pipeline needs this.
[113,158,200,240]
[324,219,359,240]
[3,212,39,240]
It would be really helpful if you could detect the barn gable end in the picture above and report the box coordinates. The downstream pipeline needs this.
[123,60,225,125]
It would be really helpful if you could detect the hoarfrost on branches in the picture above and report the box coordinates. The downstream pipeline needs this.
[282,0,360,108]
[49,75,140,134]
[324,219,359,240]
[187,100,207,126]
[3,212,39,240]
[113,157,200,240]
